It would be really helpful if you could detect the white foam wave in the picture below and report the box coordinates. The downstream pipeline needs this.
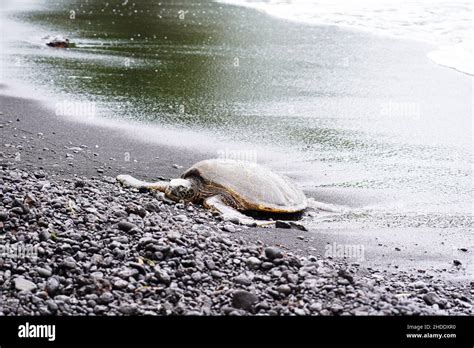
[218,0,473,75]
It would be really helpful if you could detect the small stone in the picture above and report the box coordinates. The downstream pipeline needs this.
[294,308,306,315]
[143,202,159,212]
[411,280,426,289]
[0,211,8,221]
[74,180,85,188]
[211,270,224,278]
[423,292,441,306]
[39,230,51,241]
[265,247,284,260]
[46,300,58,312]
[173,247,187,256]
[234,274,252,286]
[175,214,187,222]
[246,256,261,269]
[36,267,52,278]
[155,268,171,285]
[191,272,202,282]
[453,260,462,266]
[167,231,181,241]
[276,284,292,295]
[94,305,108,314]
[222,224,236,233]
[119,304,137,315]
[331,304,344,313]
[10,207,25,215]
[338,269,354,283]
[60,257,77,269]
[117,221,138,233]
[14,278,37,292]
[310,303,323,312]
[24,193,37,206]
[113,279,128,289]
[46,278,60,296]
[232,290,258,312]
[99,292,114,304]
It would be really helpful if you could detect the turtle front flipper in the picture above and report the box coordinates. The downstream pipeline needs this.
[116,174,168,192]
[204,195,274,228]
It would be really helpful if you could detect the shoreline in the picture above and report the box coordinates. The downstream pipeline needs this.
[0,100,472,314]
[1,93,472,282]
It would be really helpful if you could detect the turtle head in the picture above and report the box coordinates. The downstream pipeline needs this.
[165,178,196,202]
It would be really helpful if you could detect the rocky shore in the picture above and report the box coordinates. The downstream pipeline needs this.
[0,161,472,316]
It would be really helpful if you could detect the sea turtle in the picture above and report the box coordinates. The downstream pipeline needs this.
[116,159,308,226]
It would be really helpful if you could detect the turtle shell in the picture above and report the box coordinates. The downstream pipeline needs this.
[182,159,307,213]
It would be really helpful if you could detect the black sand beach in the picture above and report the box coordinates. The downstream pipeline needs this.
[1,93,473,316]
[1,93,472,280]
[0,0,472,316]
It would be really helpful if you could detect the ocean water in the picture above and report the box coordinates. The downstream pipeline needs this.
[219,0,473,75]
[0,0,472,231]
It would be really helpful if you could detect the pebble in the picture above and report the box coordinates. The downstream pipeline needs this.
[46,278,60,296]
[411,280,427,289]
[232,290,258,312]
[61,257,77,269]
[113,279,128,289]
[46,299,58,312]
[265,247,284,260]
[117,221,138,233]
[99,292,114,304]
[155,268,171,285]
[175,214,187,222]
[119,304,137,315]
[423,292,441,306]
[14,278,37,292]
[222,224,236,233]
[0,211,8,221]
[39,230,51,241]
[276,284,292,295]
[234,273,252,286]
[246,257,261,269]
[36,267,52,278]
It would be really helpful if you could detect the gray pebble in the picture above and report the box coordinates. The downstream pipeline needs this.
[14,278,37,292]
[265,247,284,260]
[232,290,258,312]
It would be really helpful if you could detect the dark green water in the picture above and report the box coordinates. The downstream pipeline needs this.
[1,0,472,225]
[14,0,341,139]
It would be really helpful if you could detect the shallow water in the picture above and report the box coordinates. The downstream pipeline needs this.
[0,0,472,230]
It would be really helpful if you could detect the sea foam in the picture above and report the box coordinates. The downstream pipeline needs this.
[218,0,473,76]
